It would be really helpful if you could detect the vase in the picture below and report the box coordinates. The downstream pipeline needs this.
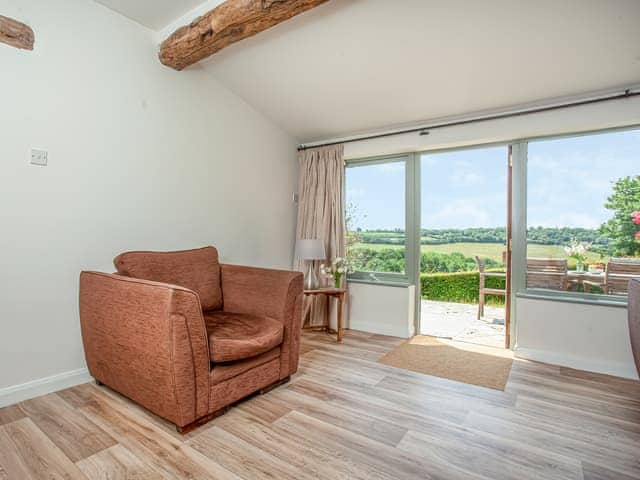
[334,273,342,288]
[576,260,584,272]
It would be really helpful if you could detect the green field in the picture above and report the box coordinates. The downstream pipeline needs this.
[355,242,605,265]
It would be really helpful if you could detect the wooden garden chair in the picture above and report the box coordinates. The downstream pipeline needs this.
[475,256,506,320]
[585,258,640,295]
[526,258,569,291]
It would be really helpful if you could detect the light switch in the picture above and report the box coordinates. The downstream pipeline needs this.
[30,149,48,166]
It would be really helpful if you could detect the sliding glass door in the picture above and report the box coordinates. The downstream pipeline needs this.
[419,145,510,348]
[344,123,638,349]
[345,148,512,348]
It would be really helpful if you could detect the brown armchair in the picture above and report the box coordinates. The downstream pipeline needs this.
[79,247,303,432]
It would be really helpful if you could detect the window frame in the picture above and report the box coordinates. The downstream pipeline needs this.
[345,153,417,286]
[516,124,640,306]
[343,123,639,307]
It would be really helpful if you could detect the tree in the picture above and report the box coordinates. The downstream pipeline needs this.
[345,201,364,267]
[599,176,640,257]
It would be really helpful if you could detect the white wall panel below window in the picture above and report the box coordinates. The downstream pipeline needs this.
[347,282,415,338]
[515,298,637,379]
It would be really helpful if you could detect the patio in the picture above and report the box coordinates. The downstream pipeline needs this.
[420,299,505,348]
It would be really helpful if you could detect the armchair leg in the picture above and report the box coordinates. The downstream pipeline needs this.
[176,407,229,435]
[175,376,291,434]
[260,376,290,395]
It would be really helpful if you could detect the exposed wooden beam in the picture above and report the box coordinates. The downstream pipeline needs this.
[159,0,330,71]
[0,15,34,51]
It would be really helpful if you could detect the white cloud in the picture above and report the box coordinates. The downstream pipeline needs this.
[580,175,613,193]
[529,211,603,229]
[428,200,493,228]
[528,154,561,170]
[450,171,485,187]
[444,160,488,187]
[526,146,634,227]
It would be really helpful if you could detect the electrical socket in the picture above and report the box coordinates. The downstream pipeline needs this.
[30,149,48,167]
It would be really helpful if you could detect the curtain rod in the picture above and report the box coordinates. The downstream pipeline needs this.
[297,88,640,151]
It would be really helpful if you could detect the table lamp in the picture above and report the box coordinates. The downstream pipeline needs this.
[295,239,326,290]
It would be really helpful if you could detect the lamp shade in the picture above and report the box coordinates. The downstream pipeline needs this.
[295,239,326,260]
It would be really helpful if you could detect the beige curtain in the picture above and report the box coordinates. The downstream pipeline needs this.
[294,144,346,327]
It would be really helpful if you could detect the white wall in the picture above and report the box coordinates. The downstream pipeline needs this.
[0,0,298,403]
[515,298,637,380]
[347,283,415,338]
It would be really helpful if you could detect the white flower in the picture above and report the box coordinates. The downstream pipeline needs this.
[337,267,344,273]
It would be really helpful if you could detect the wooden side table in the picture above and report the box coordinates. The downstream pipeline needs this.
[567,270,605,291]
[303,288,347,342]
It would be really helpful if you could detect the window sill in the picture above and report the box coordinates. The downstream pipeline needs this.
[347,278,411,288]
[516,289,628,308]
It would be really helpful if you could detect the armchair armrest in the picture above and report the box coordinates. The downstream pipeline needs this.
[79,271,210,427]
[220,264,303,378]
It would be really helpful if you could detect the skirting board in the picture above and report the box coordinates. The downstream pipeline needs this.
[348,320,411,339]
[514,346,639,380]
[0,368,92,408]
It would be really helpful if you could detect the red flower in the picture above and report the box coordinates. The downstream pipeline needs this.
[632,210,640,225]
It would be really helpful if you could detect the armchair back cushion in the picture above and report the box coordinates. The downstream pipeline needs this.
[114,246,222,311]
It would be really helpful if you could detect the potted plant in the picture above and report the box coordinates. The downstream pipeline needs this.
[564,238,591,272]
[320,257,353,288]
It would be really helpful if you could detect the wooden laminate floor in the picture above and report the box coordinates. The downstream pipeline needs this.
[1,330,639,479]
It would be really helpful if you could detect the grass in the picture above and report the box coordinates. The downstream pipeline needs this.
[355,242,606,266]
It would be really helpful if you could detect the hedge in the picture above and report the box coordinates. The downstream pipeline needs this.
[420,270,506,306]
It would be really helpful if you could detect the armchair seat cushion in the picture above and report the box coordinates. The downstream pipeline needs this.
[204,311,284,363]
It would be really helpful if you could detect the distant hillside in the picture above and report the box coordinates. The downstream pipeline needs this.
[354,227,611,250]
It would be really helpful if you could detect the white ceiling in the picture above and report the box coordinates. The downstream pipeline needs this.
[198,0,640,142]
[94,0,206,30]
[95,0,640,142]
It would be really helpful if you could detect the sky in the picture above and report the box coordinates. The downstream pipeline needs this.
[346,128,639,231]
